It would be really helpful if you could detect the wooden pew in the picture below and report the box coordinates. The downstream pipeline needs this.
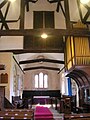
[0,109,34,119]
[0,115,33,120]
[5,108,33,112]
[64,113,90,120]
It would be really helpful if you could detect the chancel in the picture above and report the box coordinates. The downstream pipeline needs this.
[0,0,90,120]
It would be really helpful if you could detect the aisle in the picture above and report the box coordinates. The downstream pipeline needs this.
[34,106,53,120]
[33,104,64,120]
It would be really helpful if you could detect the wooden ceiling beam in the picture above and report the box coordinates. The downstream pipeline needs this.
[23,66,60,71]
[47,0,63,3]
[0,49,64,54]
[26,0,38,3]
[19,58,64,64]
[0,28,90,37]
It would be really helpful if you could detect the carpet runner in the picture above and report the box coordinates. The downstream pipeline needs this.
[34,106,53,120]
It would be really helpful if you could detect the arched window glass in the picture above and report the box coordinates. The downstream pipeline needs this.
[44,74,48,88]
[35,75,38,88]
[39,72,43,88]
[34,72,48,89]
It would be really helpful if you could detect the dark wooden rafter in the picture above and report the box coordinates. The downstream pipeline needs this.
[83,12,90,23]
[77,0,90,23]
[1,2,10,30]
[26,0,38,3]
[47,0,64,4]
[20,0,38,28]
[23,66,60,71]
[64,0,71,29]
[47,0,65,17]
[0,0,8,9]
[0,0,89,36]
[0,0,89,34]
[25,1,29,12]
[77,0,83,22]
[25,0,38,12]
[47,0,59,3]
[0,10,9,29]
[0,48,64,54]
[19,58,64,64]
[0,28,89,37]
[56,1,65,17]
[81,4,90,23]
[0,0,19,29]
[0,19,20,23]
[20,0,25,29]
[0,0,10,29]
[13,56,24,74]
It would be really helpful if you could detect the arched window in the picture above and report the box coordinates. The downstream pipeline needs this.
[35,75,38,88]
[35,72,48,89]
[44,74,48,88]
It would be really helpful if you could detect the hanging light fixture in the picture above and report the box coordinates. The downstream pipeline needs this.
[41,33,48,39]
[80,0,90,4]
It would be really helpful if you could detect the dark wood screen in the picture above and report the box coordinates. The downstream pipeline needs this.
[24,35,64,52]
[0,73,8,83]
[22,90,61,98]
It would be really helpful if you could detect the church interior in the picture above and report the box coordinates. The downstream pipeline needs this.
[0,0,90,119]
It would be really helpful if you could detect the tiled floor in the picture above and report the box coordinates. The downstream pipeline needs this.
[50,107,64,120]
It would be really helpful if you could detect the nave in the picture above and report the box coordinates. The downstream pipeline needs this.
[0,103,90,120]
[0,103,64,120]
[0,0,90,119]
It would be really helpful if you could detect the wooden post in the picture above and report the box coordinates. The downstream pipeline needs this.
[0,86,5,110]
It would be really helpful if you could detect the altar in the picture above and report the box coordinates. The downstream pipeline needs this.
[22,90,61,105]
[33,96,50,104]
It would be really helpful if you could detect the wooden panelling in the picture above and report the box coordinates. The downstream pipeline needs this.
[0,65,5,70]
[22,90,61,98]
[24,35,64,52]
[0,73,8,83]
